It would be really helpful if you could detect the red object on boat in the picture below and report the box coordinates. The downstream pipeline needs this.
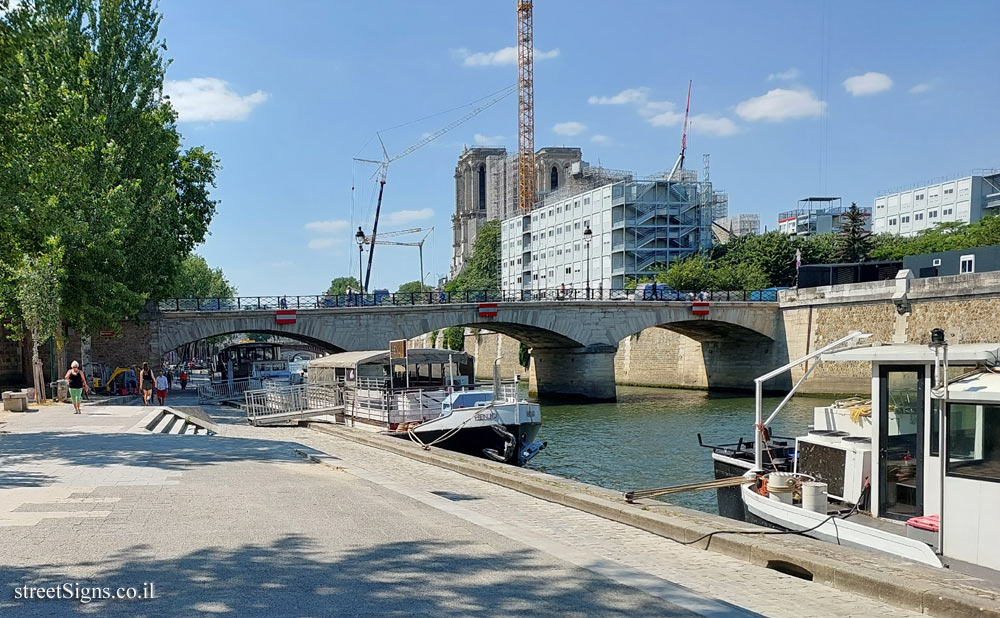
[478,303,498,318]
[692,301,709,316]
[906,514,940,532]
[275,309,296,324]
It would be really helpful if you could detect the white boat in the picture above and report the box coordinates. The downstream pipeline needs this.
[706,330,1000,574]
[307,348,545,465]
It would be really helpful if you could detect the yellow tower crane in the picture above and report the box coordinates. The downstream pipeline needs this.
[517,0,535,213]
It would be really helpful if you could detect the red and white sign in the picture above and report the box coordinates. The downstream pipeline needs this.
[691,301,710,316]
[275,309,297,325]
[478,303,498,318]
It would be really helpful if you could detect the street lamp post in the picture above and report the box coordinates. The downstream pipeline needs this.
[355,227,366,295]
[583,226,593,299]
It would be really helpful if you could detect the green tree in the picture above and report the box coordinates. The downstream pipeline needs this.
[518,341,530,369]
[12,247,63,402]
[0,0,221,334]
[443,326,465,351]
[836,202,873,263]
[446,220,500,292]
[796,233,840,265]
[326,276,361,296]
[719,231,797,287]
[654,254,717,290]
[396,281,432,295]
[163,255,236,298]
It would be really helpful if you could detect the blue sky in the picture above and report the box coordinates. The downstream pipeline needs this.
[159,0,1000,295]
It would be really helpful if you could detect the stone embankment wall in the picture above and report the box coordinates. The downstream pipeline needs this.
[407,330,526,381]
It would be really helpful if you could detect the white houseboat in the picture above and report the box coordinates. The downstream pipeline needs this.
[308,348,544,466]
[706,330,1000,573]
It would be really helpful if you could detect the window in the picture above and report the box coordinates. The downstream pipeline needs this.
[516,276,521,283]
[889,218,897,225]
[556,249,562,255]
[548,270,553,278]
[532,274,538,281]
[557,227,562,235]
[929,210,938,219]
[583,197,590,205]
[960,254,975,274]
[477,164,486,210]
[944,188,954,195]
[574,222,581,230]
[915,213,924,221]
[548,230,553,237]
[915,194,925,201]
[947,403,1000,481]
[901,215,910,223]
[584,219,590,228]
[932,259,941,266]
[944,208,953,215]
[565,267,572,274]
[516,258,521,265]
[532,234,537,242]
[556,206,561,214]
[548,209,554,217]
[540,212,545,219]
[551,166,559,190]
[877,203,884,209]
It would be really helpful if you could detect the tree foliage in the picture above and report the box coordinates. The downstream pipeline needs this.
[653,253,769,291]
[870,217,1000,260]
[325,276,361,296]
[0,0,220,333]
[12,246,63,401]
[443,326,464,351]
[396,280,432,295]
[836,202,873,263]
[445,220,500,292]
[518,341,530,369]
[163,255,235,298]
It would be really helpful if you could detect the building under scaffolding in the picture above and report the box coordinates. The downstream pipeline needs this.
[500,171,715,292]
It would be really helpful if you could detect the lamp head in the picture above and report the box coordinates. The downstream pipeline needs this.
[355,227,366,246]
[583,226,593,243]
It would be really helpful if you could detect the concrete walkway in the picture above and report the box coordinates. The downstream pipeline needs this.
[0,397,923,617]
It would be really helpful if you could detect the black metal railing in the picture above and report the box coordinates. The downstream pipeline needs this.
[155,288,783,312]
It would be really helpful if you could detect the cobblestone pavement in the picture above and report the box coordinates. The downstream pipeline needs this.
[0,400,923,617]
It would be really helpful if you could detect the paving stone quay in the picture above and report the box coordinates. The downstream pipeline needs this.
[0,393,924,617]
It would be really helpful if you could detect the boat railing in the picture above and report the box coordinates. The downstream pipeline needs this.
[198,377,264,403]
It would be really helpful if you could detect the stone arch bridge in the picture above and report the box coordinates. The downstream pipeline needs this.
[150,300,784,401]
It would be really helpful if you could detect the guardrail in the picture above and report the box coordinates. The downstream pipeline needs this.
[156,288,782,312]
[197,377,264,404]
[244,382,343,425]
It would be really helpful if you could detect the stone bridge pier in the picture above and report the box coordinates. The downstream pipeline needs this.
[150,300,783,403]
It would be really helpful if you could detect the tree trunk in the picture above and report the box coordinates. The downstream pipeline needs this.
[31,340,45,404]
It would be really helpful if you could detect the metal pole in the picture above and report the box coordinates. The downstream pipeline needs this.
[418,242,425,290]
[358,245,365,295]
[586,242,591,299]
[939,343,948,555]
[754,380,763,470]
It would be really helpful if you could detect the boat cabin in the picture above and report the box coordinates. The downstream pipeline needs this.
[307,349,474,389]
[819,341,1000,571]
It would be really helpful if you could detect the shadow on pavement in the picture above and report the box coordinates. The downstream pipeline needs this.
[0,432,319,489]
[1,535,709,617]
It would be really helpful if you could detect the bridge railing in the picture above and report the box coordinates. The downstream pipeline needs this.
[244,382,343,424]
[156,288,782,312]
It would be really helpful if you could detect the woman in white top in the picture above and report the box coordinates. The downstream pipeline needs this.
[155,372,168,405]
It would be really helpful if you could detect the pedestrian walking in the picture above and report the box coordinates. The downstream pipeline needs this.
[139,362,155,405]
[166,369,173,389]
[179,370,188,390]
[155,371,168,405]
[63,361,89,414]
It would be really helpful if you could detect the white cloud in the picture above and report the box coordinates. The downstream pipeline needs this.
[588,87,650,105]
[455,46,559,67]
[304,219,349,233]
[385,208,434,226]
[473,133,504,145]
[164,77,268,122]
[307,238,340,250]
[689,114,739,136]
[842,72,893,96]
[552,121,586,136]
[590,134,611,144]
[768,68,800,81]
[641,103,685,127]
[909,82,932,94]
[734,88,825,122]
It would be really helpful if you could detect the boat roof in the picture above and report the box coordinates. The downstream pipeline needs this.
[310,348,471,369]
[822,343,1000,364]
[946,371,1000,403]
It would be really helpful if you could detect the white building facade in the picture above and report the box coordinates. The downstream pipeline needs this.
[500,178,713,293]
[872,172,1000,237]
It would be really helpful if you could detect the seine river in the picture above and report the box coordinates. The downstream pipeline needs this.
[525,386,829,513]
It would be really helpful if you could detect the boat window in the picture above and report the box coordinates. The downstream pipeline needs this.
[947,403,1000,482]
[930,399,941,457]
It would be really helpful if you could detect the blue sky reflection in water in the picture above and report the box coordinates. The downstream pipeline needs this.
[526,386,828,513]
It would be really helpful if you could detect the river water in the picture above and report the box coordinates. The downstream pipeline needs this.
[525,386,831,514]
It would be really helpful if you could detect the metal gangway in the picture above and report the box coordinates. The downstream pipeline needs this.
[197,377,264,404]
[244,382,344,426]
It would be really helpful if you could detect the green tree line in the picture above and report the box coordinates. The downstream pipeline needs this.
[0,0,222,345]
